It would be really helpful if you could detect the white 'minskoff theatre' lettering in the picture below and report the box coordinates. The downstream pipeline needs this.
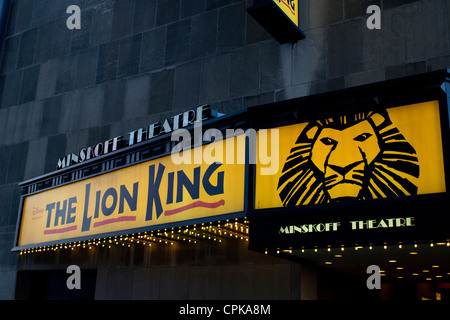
[279,222,341,234]
[350,217,415,230]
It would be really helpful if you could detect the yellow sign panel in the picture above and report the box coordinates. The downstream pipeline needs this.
[256,101,446,209]
[273,0,298,26]
[17,138,246,248]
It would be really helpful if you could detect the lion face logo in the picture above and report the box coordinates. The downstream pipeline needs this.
[277,110,420,206]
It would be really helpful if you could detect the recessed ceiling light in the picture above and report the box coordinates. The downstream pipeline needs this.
[412,273,419,276]
[432,265,439,268]
[389,260,397,263]
[423,270,430,273]
[396,267,404,270]
[325,261,332,265]
[334,254,342,258]
[409,252,418,255]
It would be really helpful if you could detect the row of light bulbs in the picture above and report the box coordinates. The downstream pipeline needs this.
[19,219,250,256]
[266,240,450,255]
[267,240,450,281]
[386,259,449,281]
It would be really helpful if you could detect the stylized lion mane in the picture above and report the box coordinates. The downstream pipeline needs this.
[277,109,420,206]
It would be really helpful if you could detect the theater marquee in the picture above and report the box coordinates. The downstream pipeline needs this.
[13,70,450,253]
[249,98,450,251]
[15,138,246,249]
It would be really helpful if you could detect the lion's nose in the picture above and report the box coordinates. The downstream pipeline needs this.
[328,161,363,176]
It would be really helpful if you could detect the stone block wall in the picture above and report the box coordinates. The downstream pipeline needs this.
[0,0,449,299]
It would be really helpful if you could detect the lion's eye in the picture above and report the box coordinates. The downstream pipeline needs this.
[354,133,372,142]
[320,137,337,146]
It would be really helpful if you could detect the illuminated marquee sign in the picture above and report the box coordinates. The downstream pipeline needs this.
[15,138,246,249]
[249,99,449,251]
[255,101,446,209]
[247,0,305,43]
[13,70,450,253]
